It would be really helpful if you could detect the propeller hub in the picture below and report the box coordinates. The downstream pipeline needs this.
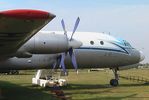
[68,39,82,49]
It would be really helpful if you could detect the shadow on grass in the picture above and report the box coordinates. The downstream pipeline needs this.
[62,84,111,90]
[82,94,149,100]
[60,83,149,99]
[1,81,148,100]
[1,74,34,76]
[80,94,139,100]
[118,83,149,87]
[0,81,57,100]
[61,83,149,91]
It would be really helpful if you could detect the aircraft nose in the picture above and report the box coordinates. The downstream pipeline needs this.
[139,51,145,61]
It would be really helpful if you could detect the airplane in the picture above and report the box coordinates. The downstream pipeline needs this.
[0,9,145,86]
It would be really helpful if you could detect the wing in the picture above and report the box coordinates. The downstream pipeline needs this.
[0,9,55,55]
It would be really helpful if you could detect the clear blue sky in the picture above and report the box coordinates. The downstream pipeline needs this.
[1,0,149,63]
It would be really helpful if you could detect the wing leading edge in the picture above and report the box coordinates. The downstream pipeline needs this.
[0,9,55,56]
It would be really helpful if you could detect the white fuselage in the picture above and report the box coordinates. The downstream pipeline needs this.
[0,31,144,70]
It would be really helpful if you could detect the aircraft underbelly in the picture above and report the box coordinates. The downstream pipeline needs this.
[65,49,139,68]
[71,49,129,68]
[0,48,140,70]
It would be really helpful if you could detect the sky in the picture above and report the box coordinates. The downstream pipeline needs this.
[0,0,149,63]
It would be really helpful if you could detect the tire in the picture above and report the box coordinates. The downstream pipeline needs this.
[110,79,119,86]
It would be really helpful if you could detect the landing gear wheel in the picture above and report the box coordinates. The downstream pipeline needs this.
[110,79,119,86]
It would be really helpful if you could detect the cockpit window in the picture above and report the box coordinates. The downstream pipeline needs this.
[123,40,132,47]
[116,38,133,48]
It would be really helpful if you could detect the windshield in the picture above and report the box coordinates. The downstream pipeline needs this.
[123,40,132,47]
[116,38,133,48]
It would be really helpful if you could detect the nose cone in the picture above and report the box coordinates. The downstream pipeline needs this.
[68,39,82,49]
[139,51,145,62]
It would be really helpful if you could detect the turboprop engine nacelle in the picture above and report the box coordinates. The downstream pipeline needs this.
[16,32,82,57]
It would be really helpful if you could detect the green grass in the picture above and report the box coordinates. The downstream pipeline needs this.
[0,71,58,100]
[0,69,149,100]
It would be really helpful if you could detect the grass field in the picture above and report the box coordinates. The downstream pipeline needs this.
[0,69,149,100]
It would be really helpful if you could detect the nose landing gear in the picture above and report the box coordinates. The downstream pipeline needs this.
[110,68,119,86]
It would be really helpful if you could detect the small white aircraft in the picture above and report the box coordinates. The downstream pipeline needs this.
[0,9,145,86]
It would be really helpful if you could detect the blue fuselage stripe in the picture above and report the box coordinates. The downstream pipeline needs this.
[76,47,129,54]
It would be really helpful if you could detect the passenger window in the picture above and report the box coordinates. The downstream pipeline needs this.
[100,41,104,45]
[90,41,94,45]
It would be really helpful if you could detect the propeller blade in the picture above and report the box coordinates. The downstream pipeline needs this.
[61,19,67,35]
[70,17,80,40]
[52,56,61,70]
[55,18,80,75]
[69,49,78,71]
[59,53,67,74]
[52,61,57,70]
